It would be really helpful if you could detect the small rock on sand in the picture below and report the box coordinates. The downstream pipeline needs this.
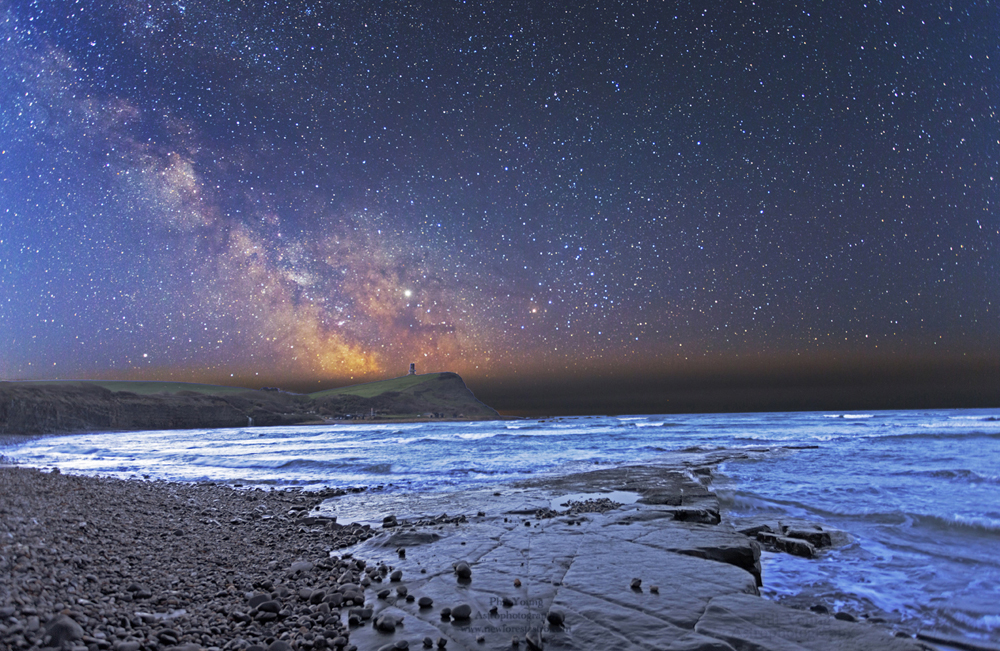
[375,613,399,632]
[454,561,472,579]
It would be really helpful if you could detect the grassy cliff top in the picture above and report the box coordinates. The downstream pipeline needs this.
[309,373,447,399]
[14,373,456,400]
[13,380,255,396]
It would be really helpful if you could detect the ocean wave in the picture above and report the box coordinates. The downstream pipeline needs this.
[917,416,1000,429]
[919,512,1000,535]
[723,493,1000,537]
[68,447,105,455]
[851,430,1000,442]
[412,433,509,443]
[901,468,1000,485]
[717,491,812,517]
[679,445,725,452]
[810,506,1000,535]
[245,458,398,475]
[949,611,1000,633]
[824,414,875,419]
[448,467,507,476]
[272,458,364,471]
[507,428,583,437]
[413,436,454,444]
[455,432,502,440]
[730,434,803,443]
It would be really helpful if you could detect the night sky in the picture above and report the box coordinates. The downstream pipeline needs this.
[2,1,998,413]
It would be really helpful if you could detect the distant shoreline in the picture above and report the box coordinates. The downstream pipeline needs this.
[0,373,500,436]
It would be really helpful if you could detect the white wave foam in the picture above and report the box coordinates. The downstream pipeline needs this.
[456,432,501,441]
[951,611,1000,632]
[952,513,1000,533]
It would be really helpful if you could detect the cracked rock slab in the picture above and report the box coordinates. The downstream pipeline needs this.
[694,593,933,651]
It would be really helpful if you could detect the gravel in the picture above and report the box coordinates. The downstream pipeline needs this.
[0,466,380,651]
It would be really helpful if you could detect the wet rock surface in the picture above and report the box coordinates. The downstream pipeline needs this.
[695,593,934,651]
[1,464,936,651]
[731,516,850,559]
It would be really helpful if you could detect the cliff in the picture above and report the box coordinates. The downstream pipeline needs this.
[0,372,499,436]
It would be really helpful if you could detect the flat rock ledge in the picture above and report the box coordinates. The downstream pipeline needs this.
[1,464,938,651]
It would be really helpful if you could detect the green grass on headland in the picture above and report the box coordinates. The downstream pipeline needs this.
[20,374,448,399]
[19,380,255,396]
[308,373,442,399]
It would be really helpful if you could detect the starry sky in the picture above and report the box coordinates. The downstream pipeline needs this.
[1,1,998,413]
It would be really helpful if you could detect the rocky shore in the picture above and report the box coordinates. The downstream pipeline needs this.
[0,466,377,651]
[0,463,945,651]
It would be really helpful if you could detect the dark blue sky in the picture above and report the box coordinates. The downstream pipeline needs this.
[1,1,997,408]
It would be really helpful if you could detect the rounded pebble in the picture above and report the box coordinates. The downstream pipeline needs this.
[375,613,398,632]
[43,615,84,647]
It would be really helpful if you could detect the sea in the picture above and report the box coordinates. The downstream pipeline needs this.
[3,408,999,643]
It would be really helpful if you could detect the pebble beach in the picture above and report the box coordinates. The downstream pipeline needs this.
[1,465,379,651]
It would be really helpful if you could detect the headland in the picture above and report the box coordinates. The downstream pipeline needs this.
[0,373,499,437]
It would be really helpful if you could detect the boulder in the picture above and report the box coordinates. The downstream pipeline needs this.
[756,531,816,558]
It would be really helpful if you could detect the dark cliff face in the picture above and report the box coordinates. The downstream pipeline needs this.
[0,373,499,436]
[0,383,312,435]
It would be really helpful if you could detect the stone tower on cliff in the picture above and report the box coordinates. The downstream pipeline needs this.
[408,363,415,375]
